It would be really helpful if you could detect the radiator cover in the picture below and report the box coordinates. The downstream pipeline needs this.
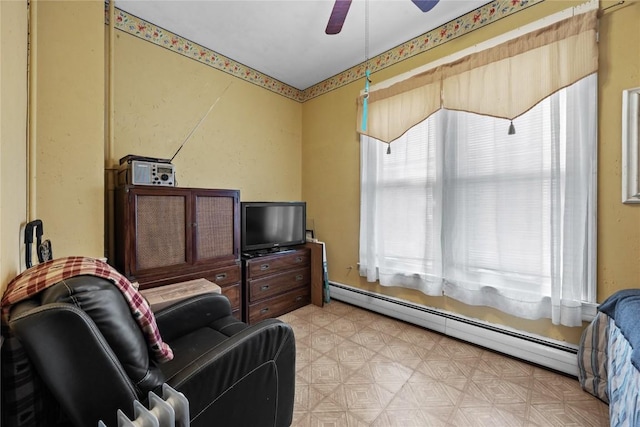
[329,282,579,376]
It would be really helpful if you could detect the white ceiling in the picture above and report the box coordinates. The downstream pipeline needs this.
[115,0,489,90]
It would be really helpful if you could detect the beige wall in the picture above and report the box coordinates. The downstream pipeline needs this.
[112,32,303,202]
[0,0,29,289]
[302,0,640,345]
[31,0,105,259]
[597,0,640,298]
[1,0,105,294]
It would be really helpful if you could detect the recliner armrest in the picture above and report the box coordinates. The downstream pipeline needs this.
[163,319,296,427]
[154,293,238,342]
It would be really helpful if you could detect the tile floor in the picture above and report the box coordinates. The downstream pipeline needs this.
[278,300,610,427]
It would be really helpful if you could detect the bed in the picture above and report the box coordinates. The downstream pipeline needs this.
[578,289,640,426]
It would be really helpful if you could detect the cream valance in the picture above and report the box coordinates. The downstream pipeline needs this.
[357,10,599,143]
[356,67,442,144]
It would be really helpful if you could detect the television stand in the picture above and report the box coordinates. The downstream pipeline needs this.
[242,246,317,324]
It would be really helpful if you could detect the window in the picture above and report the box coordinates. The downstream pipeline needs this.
[360,74,597,327]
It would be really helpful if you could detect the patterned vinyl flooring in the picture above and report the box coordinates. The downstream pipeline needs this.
[278,300,610,426]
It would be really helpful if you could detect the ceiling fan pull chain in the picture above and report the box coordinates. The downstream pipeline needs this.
[362,69,370,132]
[364,0,370,63]
[361,0,370,132]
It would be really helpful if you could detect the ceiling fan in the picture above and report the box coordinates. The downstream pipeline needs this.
[325,0,441,35]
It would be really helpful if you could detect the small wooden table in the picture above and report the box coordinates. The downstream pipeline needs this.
[140,278,221,311]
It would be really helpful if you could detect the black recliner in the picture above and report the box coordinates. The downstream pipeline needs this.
[2,276,296,427]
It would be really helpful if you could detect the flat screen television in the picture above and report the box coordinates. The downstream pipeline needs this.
[241,201,306,253]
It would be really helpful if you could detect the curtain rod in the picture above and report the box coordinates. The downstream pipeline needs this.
[600,1,624,14]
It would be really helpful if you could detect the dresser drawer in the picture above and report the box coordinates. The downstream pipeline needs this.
[203,264,241,287]
[246,249,310,279]
[248,287,310,324]
[248,267,309,302]
[221,283,241,311]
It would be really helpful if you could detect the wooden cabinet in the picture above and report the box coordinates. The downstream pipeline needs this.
[114,186,242,317]
[243,248,312,324]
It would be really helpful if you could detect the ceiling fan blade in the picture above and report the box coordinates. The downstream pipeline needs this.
[411,0,440,13]
[325,0,352,35]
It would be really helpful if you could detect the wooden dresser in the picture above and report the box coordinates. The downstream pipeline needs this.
[242,247,312,324]
[114,185,242,318]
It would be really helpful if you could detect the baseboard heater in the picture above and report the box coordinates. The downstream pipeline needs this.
[329,282,579,377]
[98,384,190,427]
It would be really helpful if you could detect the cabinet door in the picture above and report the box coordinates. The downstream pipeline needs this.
[131,189,192,274]
[193,190,239,265]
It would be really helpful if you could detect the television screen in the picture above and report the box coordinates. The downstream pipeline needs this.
[241,202,306,253]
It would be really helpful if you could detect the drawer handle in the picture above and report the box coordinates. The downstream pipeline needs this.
[260,264,270,271]
[295,274,303,281]
[295,296,303,302]
[295,257,303,263]
[261,285,270,291]
[215,273,227,280]
[260,307,269,314]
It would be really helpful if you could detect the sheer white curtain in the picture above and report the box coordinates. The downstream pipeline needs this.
[359,75,597,326]
[359,111,444,296]
[443,74,596,326]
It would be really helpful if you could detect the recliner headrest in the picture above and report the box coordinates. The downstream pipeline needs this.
[40,276,165,394]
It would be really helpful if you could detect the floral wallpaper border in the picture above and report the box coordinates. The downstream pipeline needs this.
[111,0,544,103]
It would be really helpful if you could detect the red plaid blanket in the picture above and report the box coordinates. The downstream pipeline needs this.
[1,256,173,362]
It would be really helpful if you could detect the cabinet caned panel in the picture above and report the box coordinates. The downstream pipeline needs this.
[135,194,187,270]
[195,195,234,260]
